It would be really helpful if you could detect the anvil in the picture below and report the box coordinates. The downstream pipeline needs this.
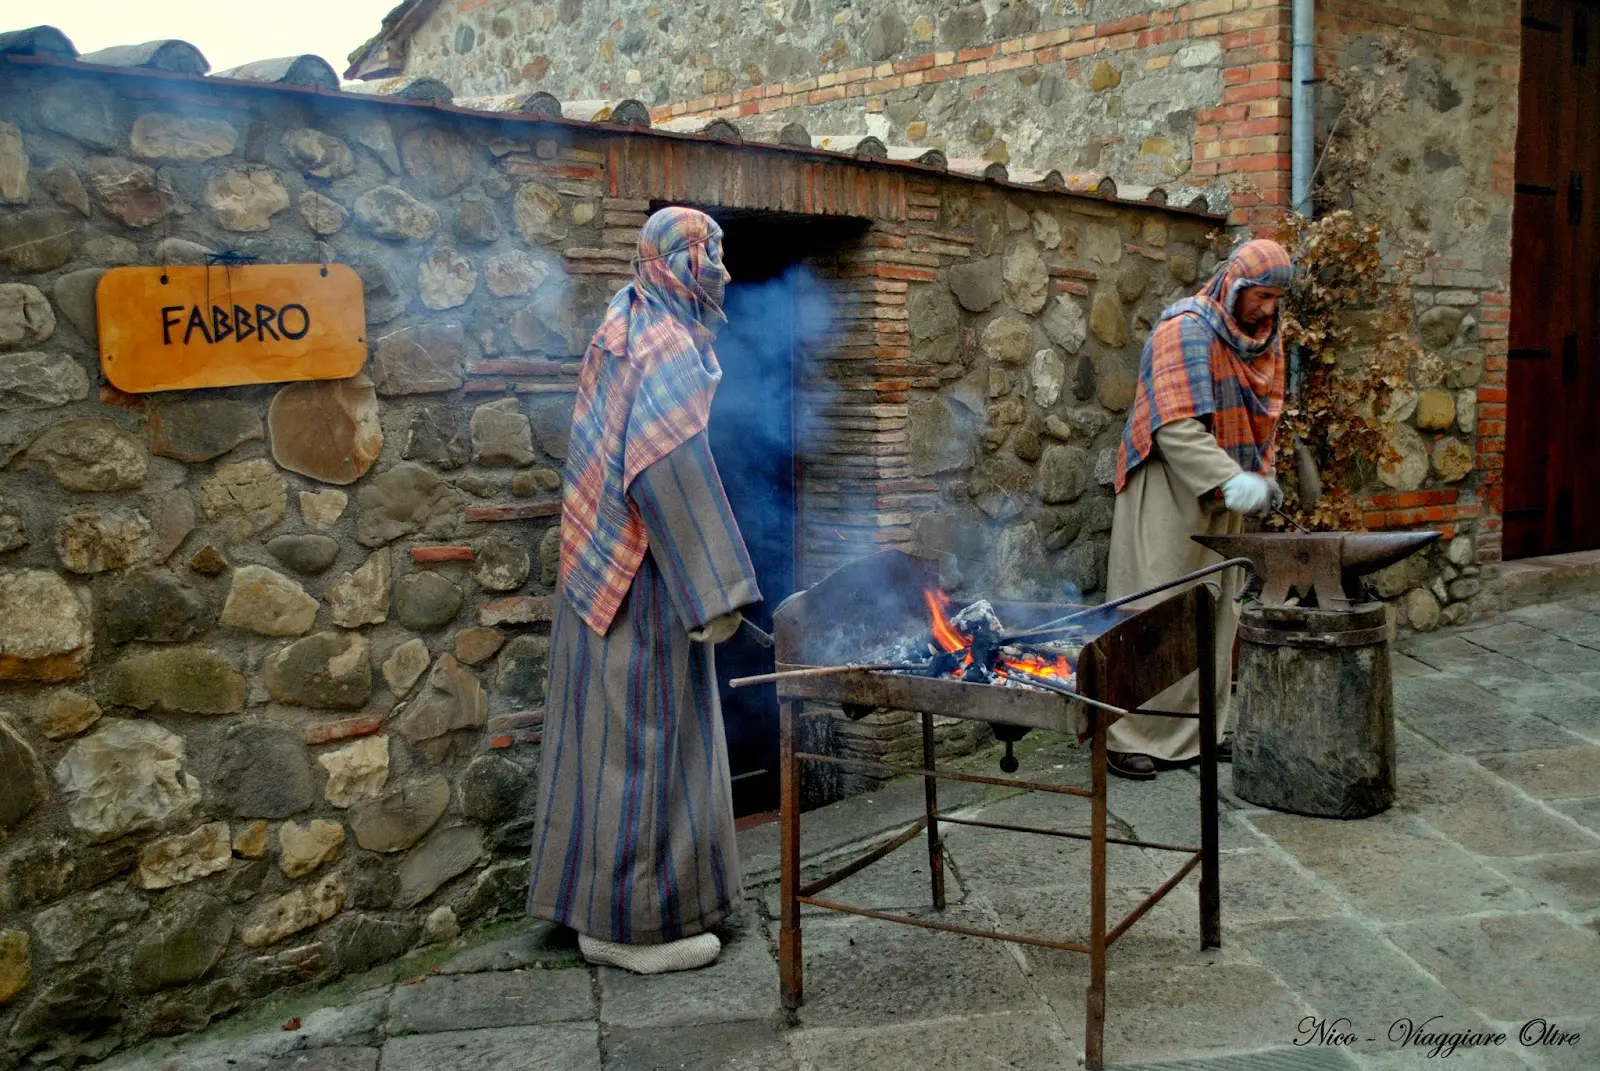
[1191,531,1441,610]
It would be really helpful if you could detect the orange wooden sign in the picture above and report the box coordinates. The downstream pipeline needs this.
[97,264,367,393]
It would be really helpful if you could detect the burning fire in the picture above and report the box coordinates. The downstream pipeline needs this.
[923,589,1074,684]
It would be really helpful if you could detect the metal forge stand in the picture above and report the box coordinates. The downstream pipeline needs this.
[770,551,1223,1071]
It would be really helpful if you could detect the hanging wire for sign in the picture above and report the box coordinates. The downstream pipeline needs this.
[204,250,261,313]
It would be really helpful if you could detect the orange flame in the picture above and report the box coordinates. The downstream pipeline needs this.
[922,589,1074,685]
[924,589,967,654]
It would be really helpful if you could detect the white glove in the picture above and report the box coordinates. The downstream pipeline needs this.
[1221,472,1273,516]
[688,611,742,644]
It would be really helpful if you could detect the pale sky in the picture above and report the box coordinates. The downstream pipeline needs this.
[5,0,400,80]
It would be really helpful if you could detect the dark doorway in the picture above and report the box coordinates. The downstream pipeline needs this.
[1506,0,1600,556]
[654,204,868,815]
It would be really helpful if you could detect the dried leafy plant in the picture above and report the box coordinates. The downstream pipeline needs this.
[1263,33,1429,529]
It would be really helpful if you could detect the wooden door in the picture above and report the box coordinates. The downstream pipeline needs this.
[1506,0,1600,557]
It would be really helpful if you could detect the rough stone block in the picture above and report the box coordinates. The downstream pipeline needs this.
[54,720,202,842]
[0,568,93,683]
[378,1025,600,1071]
[136,821,232,890]
[105,646,245,717]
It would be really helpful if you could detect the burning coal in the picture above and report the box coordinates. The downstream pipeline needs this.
[866,589,1088,693]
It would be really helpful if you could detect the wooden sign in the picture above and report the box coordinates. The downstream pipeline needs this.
[97,264,367,393]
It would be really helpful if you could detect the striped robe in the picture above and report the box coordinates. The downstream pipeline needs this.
[528,432,760,944]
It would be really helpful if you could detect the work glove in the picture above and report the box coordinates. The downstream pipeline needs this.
[689,611,743,644]
[1267,477,1285,512]
[1221,472,1274,516]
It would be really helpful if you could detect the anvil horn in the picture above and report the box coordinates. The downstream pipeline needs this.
[1338,532,1444,573]
[1191,530,1441,608]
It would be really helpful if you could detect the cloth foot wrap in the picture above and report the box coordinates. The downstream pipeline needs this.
[578,932,721,974]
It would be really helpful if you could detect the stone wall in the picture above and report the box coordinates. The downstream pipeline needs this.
[387,0,1294,225]
[383,0,1533,627]
[0,54,1202,1061]
[1320,0,1520,628]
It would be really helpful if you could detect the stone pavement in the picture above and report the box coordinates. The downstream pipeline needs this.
[99,596,1600,1071]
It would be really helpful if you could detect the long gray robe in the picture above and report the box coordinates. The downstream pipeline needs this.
[1106,418,1246,762]
[528,432,760,943]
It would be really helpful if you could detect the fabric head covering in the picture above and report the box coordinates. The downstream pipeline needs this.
[560,206,730,634]
[1114,238,1294,492]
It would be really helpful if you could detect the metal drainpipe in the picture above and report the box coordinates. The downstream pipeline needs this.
[1291,0,1316,218]
[1288,0,1316,399]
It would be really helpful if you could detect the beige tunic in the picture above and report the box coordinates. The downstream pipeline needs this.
[1106,418,1247,761]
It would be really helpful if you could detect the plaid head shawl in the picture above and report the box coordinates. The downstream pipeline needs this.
[560,207,729,635]
[1114,239,1295,493]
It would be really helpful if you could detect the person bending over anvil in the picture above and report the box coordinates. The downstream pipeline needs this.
[527,207,759,973]
[1104,239,1294,781]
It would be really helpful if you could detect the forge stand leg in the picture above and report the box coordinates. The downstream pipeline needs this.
[1086,710,1108,1071]
[1197,586,1222,949]
[779,700,803,1010]
[921,711,946,910]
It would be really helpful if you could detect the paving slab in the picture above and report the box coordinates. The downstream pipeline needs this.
[1357,1046,1536,1070]
[1491,851,1600,915]
[265,1050,381,1071]
[1248,812,1533,921]
[939,808,1100,894]
[1384,914,1600,1021]
[785,907,1039,1029]
[387,966,594,1034]
[737,773,988,885]
[378,1024,600,1071]
[1396,759,1600,857]
[597,925,776,1030]
[438,920,581,974]
[989,880,1248,987]
[1395,723,1450,766]
[1457,622,1600,675]
[1552,796,1600,835]
[1235,917,1494,1056]
[1037,959,1313,1066]
[1522,695,1600,741]
[790,1011,1079,1071]
[1107,766,1256,852]
[757,833,958,919]
[603,1020,797,1070]
[1208,848,1347,926]
[1478,747,1600,800]
[1395,676,1585,754]
[1508,602,1600,650]
[1391,652,1437,678]
[1398,635,1595,702]
[1115,1052,1360,1071]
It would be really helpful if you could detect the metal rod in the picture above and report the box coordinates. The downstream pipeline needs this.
[1002,667,1134,718]
[729,662,904,688]
[1274,505,1311,533]
[921,711,946,911]
[796,751,1095,798]
[740,617,775,647]
[1105,853,1204,947]
[1002,557,1257,642]
[779,700,803,1010]
[1087,709,1109,1071]
[932,814,1200,855]
[799,818,928,899]
[797,896,1093,955]
[1196,585,1222,950]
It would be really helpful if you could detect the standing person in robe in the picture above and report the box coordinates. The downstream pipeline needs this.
[1105,239,1295,780]
[528,206,761,973]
